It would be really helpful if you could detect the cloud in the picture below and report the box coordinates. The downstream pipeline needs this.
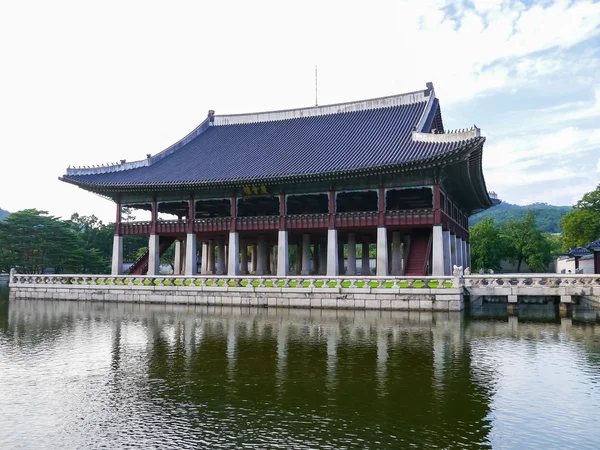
[483,126,600,206]
[392,0,600,103]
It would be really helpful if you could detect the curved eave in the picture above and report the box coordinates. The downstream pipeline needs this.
[60,138,484,196]
[443,139,492,215]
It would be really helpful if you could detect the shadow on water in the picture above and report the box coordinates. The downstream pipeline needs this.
[2,295,600,449]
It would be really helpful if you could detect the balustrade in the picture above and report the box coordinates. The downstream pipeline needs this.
[194,217,230,232]
[236,215,279,231]
[10,273,459,290]
[285,213,329,229]
[117,209,441,235]
[385,209,434,226]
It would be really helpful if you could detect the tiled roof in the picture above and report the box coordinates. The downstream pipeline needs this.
[61,84,483,189]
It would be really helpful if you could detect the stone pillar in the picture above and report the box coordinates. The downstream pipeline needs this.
[361,236,370,275]
[450,234,458,268]
[462,239,469,269]
[256,235,267,275]
[391,231,402,276]
[327,228,339,276]
[431,225,444,276]
[180,238,186,274]
[227,231,240,276]
[466,241,471,269]
[312,243,319,275]
[216,239,226,275]
[207,239,215,274]
[301,234,311,275]
[251,243,257,274]
[338,239,345,275]
[347,233,357,275]
[268,245,275,275]
[277,230,289,276]
[402,234,411,275]
[296,242,303,275]
[147,234,160,276]
[201,242,209,274]
[456,237,464,268]
[376,227,388,277]
[240,241,248,275]
[319,239,327,275]
[174,239,183,275]
[111,235,123,275]
[442,230,451,276]
[185,232,197,275]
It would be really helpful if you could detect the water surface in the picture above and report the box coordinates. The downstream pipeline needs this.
[1,287,600,449]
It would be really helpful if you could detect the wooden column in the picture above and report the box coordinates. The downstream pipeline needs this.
[328,190,336,229]
[114,202,122,236]
[433,185,441,224]
[187,198,195,232]
[150,199,158,234]
[230,196,237,231]
[378,187,385,226]
[279,193,286,229]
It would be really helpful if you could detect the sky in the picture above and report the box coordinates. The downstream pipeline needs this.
[1,0,599,223]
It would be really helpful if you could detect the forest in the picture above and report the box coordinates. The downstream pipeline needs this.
[469,202,571,233]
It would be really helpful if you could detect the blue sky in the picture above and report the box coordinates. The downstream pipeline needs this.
[0,0,599,222]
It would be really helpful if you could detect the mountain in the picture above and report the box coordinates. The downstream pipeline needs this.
[469,202,571,233]
[0,208,9,221]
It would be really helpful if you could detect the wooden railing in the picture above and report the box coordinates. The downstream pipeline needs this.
[119,209,439,235]
[335,211,378,228]
[193,217,231,233]
[237,215,280,231]
[385,209,434,226]
[286,213,329,229]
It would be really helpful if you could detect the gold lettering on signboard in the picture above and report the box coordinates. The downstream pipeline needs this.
[241,185,269,196]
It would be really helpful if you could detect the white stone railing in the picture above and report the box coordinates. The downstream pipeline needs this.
[10,273,460,291]
[463,274,600,288]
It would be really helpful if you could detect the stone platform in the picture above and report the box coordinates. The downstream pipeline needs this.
[8,273,464,311]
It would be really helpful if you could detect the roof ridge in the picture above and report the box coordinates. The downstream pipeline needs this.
[213,83,434,126]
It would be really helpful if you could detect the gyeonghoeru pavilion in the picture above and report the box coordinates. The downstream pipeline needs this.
[61,82,495,278]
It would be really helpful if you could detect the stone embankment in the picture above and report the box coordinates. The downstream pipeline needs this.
[9,271,464,311]
[8,270,600,311]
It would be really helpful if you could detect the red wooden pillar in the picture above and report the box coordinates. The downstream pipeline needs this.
[279,193,286,229]
[114,202,122,236]
[187,198,195,233]
[150,199,158,234]
[328,190,336,229]
[378,187,385,226]
[433,185,441,224]
[230,196,237,231]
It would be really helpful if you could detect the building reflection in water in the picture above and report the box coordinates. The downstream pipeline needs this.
[3,298,600,448]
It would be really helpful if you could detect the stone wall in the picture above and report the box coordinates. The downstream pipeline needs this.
[8,285,464,311]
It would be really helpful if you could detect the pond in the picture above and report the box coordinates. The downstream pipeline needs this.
[1,287,600,449]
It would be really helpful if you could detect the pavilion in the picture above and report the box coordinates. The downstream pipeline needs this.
[60,82,495,278]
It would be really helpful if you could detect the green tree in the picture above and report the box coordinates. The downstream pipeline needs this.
[69,213,114,273]
[0,209,84,273]
[575,184,600,212]
[560,184,600,250]
[502,212,552,272]
[469,218,507,271]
